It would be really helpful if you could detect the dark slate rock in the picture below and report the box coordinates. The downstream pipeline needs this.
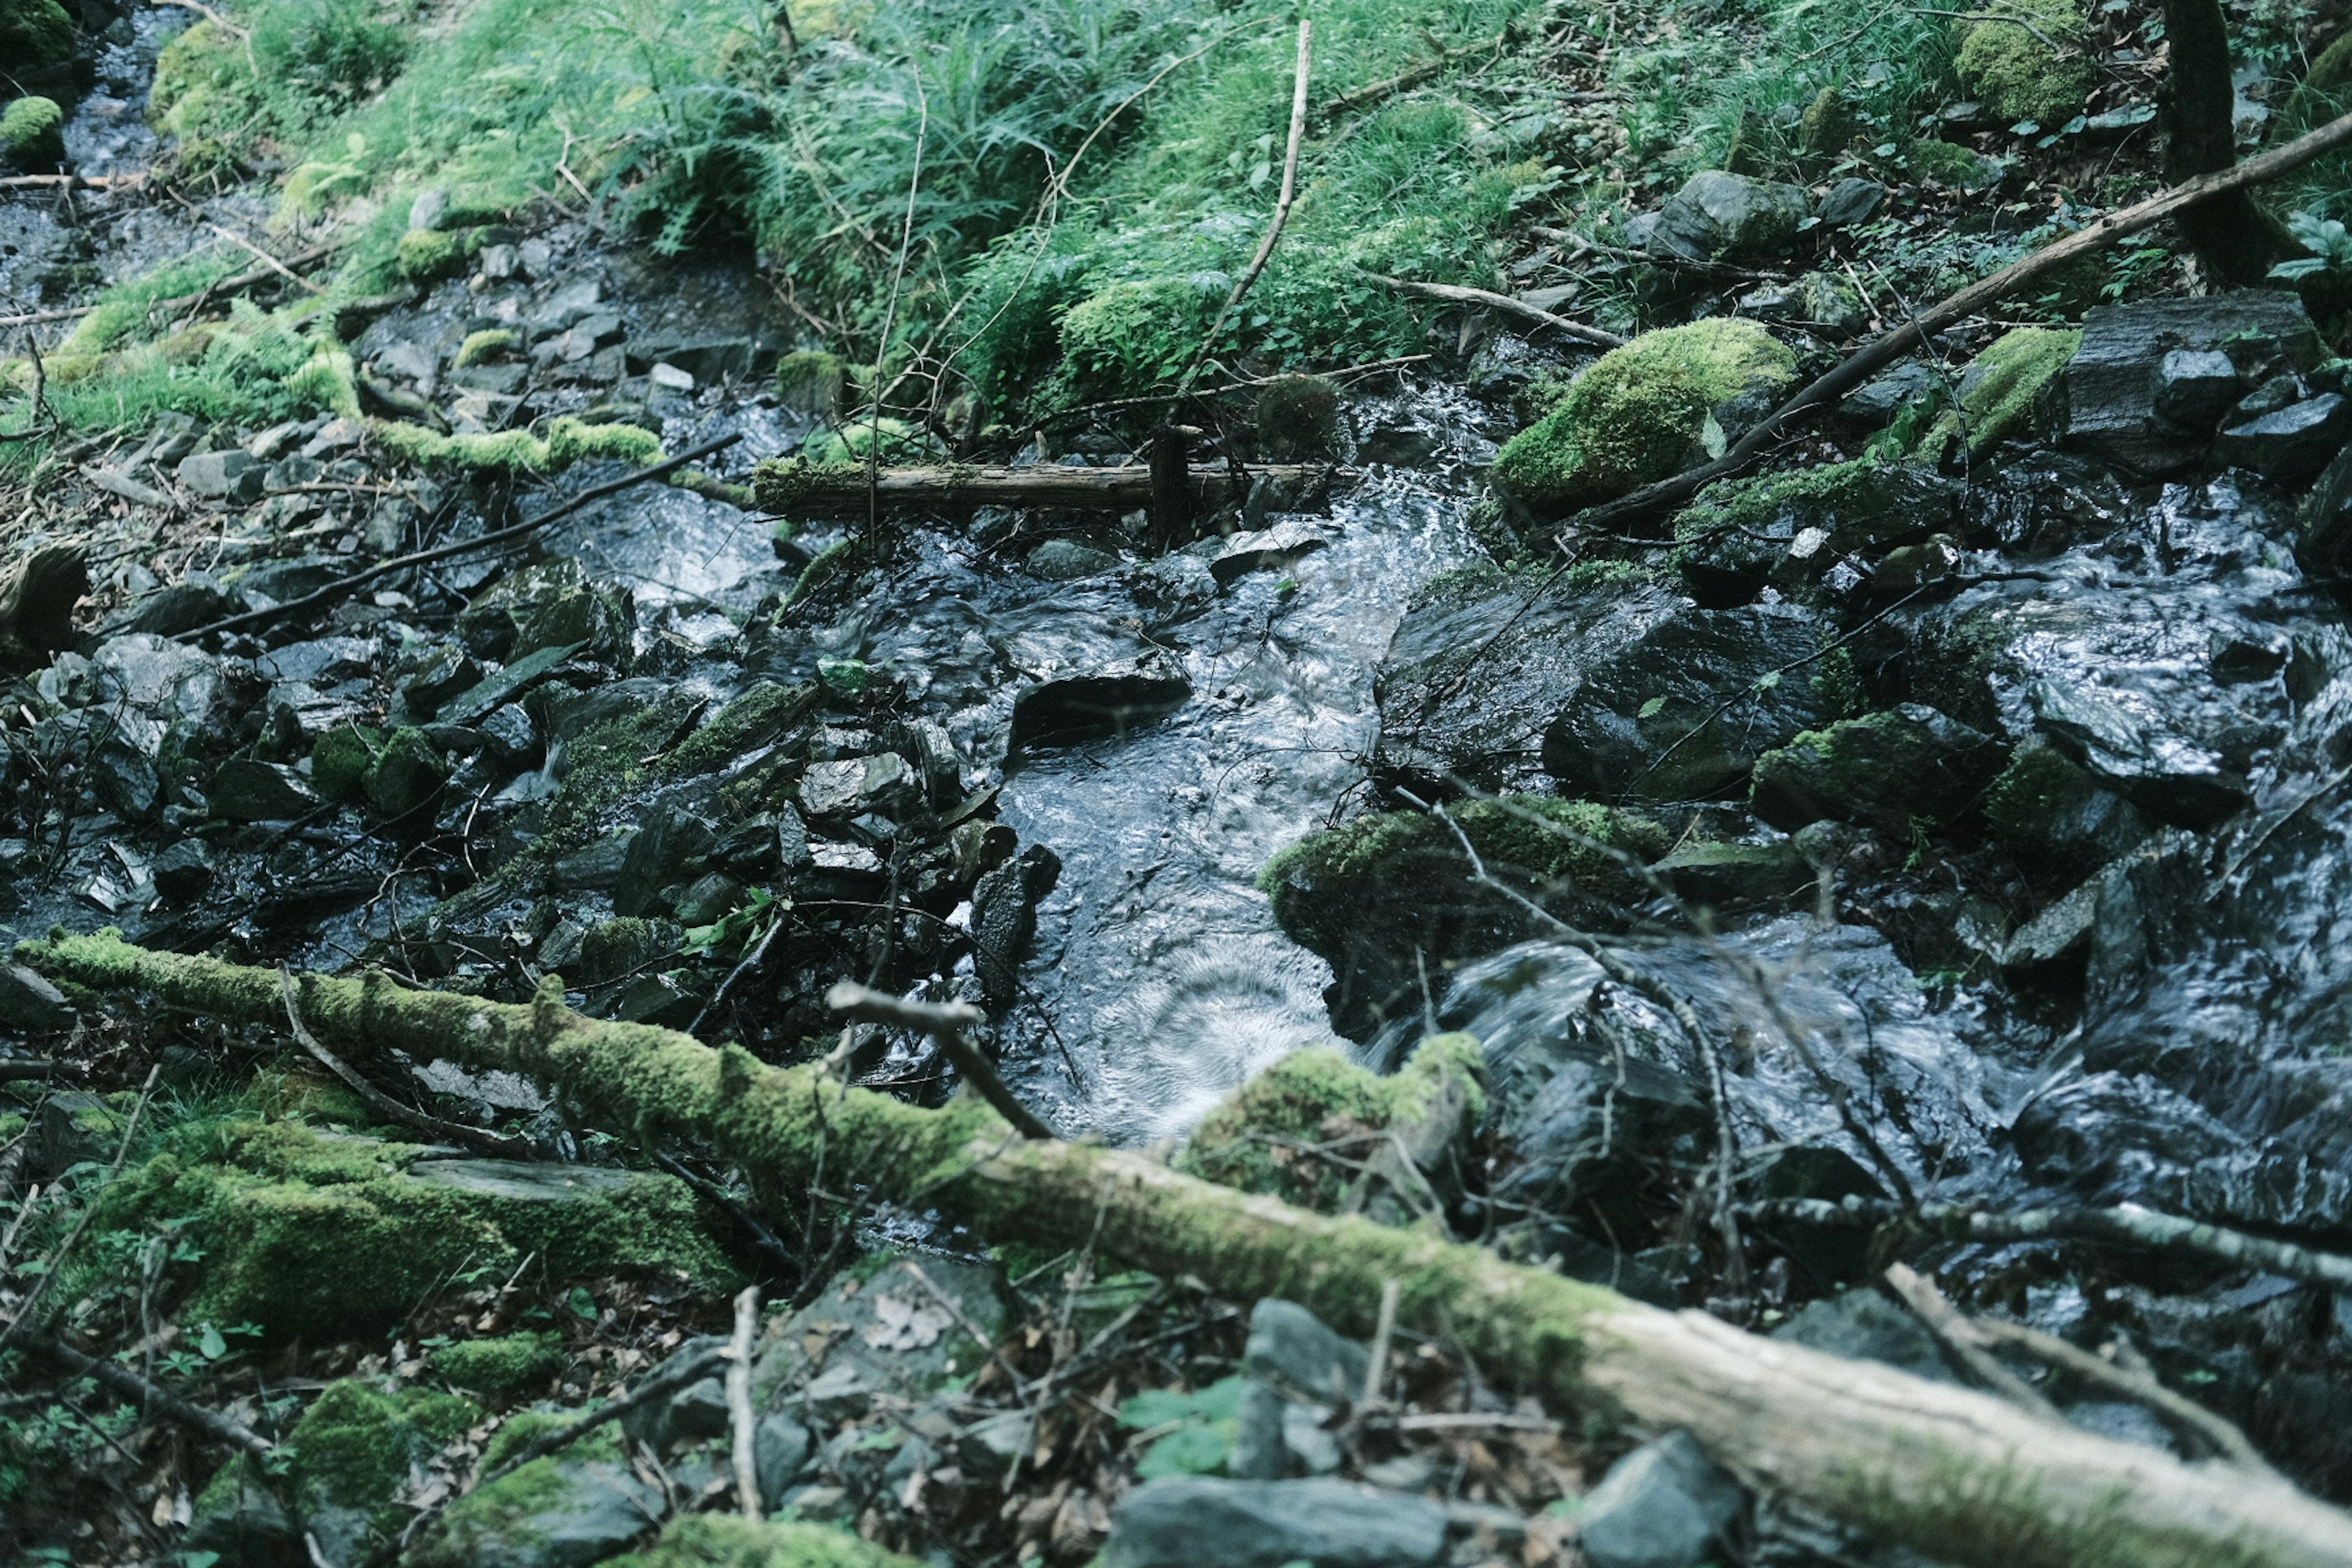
[152,839,217,902]
[1648,170,1812,263]
[1245,1299,1368,1406]
[1828,359,1936,432]
[1815,176,1887,228]
[1749,703,2004,834]
[1772,1289,1954,1382]
[179,449,263,503]
[2029,677,2250,829]
[1374,572,1681,794]
[123,577,238,635]
[2149,348,2242,434]
[2212,393,2352,484]
[2056,291,2321,473]
[1104,1477,1449,1568]
[2298,438,2352,587]
[210,760,322,821]
[1575,1430,1744,1568]
[1541,603,1833,802]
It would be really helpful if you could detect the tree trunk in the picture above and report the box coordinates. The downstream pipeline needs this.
[0,544,87,673]
[29,931,2352,1568]
[2162,0,2296,286]
[752,458,1348,517]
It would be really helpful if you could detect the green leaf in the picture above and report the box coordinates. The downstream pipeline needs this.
[1637,696,1667,720]
[1137,1420,1235,1478]
[1700,411,1727,460]
[568,1286,597,1320]
[197,1323,229,1361]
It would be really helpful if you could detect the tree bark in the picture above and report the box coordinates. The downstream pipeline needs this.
[752,458,1349,517]
[28,932,2352,1568]
[2161,0,2296,286]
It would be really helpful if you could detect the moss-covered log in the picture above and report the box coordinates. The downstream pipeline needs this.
[752,458,1351,516]
[29,931,2352,1568]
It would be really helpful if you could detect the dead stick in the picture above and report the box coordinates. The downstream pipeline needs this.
[902,1259,1030,1396]
[826,981,1054,1139]
[280,967,534,1158]
[19,1329,273,1455]
[1966,1314,2274,1474]
[1362,1277,1400,1406]
[1360,270,1627,349]
[205,223,326,296]
[1885,1264,2062,1419]
[177,432,741,640]
[1175,20,1314,394]
[727,1285,761,1518]
[1564,103,2352,533]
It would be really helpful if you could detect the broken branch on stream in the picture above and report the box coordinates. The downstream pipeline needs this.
[753,458,1351,517]
[27,930,2352,1568]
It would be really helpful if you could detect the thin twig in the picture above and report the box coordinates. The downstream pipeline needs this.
[1363,1278,1400,1406]
[1885,1264,2061,1418]
[1175,20,1314,395]
[280,967,535,1158]
[900,1259,1029,1397]
[1359,271,1626,349]
[826,980,1054,1139]
[176,433,741,640]
[727,1286,761,1517]
[203,223,326,296]
[19,1330,274,1455]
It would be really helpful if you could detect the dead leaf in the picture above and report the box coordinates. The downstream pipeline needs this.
[862,1293,952,1351]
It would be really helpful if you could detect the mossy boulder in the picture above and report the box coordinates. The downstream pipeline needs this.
[1259,796,1667,1038]
[364,726,449,820]
[1905,138,2006,191]
[410,1419,663,1568]
[1649,170,1814,264]
[1255,374,1341,461]
[313,723,385,803]
[1180,1032,1487,1213]
[0,94,66,170]
[94,1118,736,1338]
[1491,320,1798,511]
[288,1381,481,1563]
[427,1332,565,1400]
[396,228,466,282]
[456,330,518,368]
[1923,326,2080,462]
[1955,0,2094,125]
[0,0,72,70]
[1673,456,1961,606]
[773,350,845,420]
[1749,704,2006,834]
[606,1515,921,1568]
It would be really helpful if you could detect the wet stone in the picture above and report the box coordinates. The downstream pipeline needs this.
[179,449,263,503]
[1104,1477,1449,1568]
[1027,538,1122,581]
[1815,176,1887,228]
[2212,393,2352,484]
[1575,1430,1743,1568]
[2057,291,2321,473]
[209,760,322,821]
[151,838,217,902]
[2150,348,2242,434]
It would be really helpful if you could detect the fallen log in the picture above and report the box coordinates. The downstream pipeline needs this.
[752,458,1352,516]
[28,930,2352,1568]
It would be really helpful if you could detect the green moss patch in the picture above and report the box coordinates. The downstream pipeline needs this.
[0,0,73,70]
[93,1118,736,1338]
[427,1332,566,1399]
[0,95,66,168]
[1492,320,1798,511]
[1954,0,2094,125]
[1924,326,2079,461]
[1179,1033,1487,1212]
